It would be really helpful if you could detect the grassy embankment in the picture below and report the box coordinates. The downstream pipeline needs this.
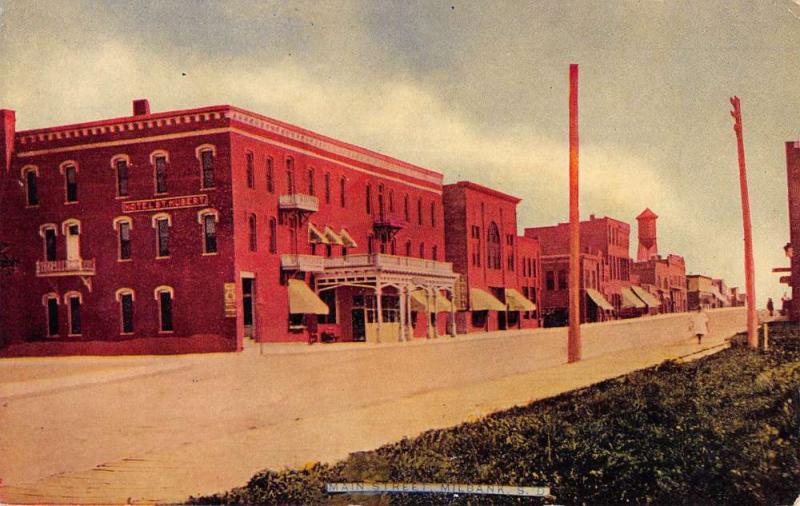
[190,323,800,505]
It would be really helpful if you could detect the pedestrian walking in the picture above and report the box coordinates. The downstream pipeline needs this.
[766,298,774,317]
[690,307,710,344]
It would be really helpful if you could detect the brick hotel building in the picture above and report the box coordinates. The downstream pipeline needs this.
[0,100,470,355]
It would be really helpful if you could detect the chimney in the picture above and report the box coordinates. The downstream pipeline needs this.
[0,109,16,175]
[133,99,151,116]
[589,214,595,220]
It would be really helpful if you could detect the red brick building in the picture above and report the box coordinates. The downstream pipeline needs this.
[0,100,463,355]
[442,182,539,333]
[783,140,800,320]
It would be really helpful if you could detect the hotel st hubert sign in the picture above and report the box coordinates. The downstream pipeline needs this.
[122,194,208,213]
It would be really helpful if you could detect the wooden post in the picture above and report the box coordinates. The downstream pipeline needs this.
[730,96,758,349]
[568,64,582,363]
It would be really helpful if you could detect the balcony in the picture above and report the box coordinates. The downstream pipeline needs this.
[279,193,319,213]
[280,254,326,272]
[36,259,96,277]
[324,253,455,278]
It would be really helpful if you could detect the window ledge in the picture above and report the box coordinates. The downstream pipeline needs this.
[120,332,135,336]
[202,252,219,256]
[158,330,175,334]
[154,192,169,197]
[115,195,130,200]
[156,256,171,260]
[118,258,133,263]
[64,201,79,205]
[67,333,82,337]
[24,204,40,209]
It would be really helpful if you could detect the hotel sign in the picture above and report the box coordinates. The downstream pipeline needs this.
[122,194,208,213]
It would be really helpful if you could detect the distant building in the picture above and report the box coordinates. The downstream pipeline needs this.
[687,274,728,309]
[782,140,800,320]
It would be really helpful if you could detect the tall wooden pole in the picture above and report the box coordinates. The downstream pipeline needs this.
[568,64,581,363]
[730,96,758,348]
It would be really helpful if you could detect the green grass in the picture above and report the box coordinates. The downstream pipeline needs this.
[189,322,800,505]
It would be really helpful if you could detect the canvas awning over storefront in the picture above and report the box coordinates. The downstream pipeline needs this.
[323,226,344,245]
[586,288,614,311]
[711,287,728,304]
[307,222,328,244]
[621,287,646,309]
[504,288,536,311]
[469,288,506,311]
[410,290,453,312]
[339,227,358,247]
[631,285,661,308]
[288,279,330,314]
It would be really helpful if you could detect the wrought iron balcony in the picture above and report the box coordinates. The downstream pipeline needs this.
[279,193,319,213]
[280,254,326,272]
[372,213,406,230]
[36,259,96,277]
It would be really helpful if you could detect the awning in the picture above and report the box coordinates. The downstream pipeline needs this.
[631,285,661,308]
[339,227,358,248]
[504,288,536,311]
[711,287,728,304]
[323,225,344,245]
[308,222,328,244]
[621,287,646,309]
[469,288,506,311]
[288,279,330,314]
[586,288,614,311]
[409,290,453,313]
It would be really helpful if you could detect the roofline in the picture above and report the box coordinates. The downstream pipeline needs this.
[444,181,521,203]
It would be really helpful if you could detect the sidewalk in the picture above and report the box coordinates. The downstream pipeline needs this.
[0,311,743,505]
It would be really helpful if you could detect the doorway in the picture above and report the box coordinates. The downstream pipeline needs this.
[243,277,255,339]
[66,224,80,261]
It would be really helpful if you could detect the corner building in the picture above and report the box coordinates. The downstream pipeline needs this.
[0,100,458,355]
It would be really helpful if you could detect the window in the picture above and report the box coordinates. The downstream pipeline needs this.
[324,172,331,204]
[404,194,410,221]
[339,176,346,207]
[430,202,436,227]
[65,165,78,202]
[66,292,82,336]
[366,184,372,214]
[248,214,257,251]
[558,270,568,290]
[117,219,132,260]
[307,167,315,195]
[40,224,57,261]
[432,245,438,261]
[419,242,425,258]
[367,235,374,254]
[269,217,277,253]
[155,155,168,193]
[23,166,38,206]
[152,213,172,258]
[286,158,295,194]
[43,293,59,337]
[116,289,135,334]
[201,150,215,189]
[487,222,501,269]
[246,152,254,189]
[266,157,275,193]
[546,271,555,290]
[389,189,394,213]
[405,240,412,257]
[197,209,219,254]
[155,286,174,332]
[508,252,515,271]
[318,290,337,324]
[377,184,385,217]
[417,198,423,225]
[110,156,130,198]
[390,238,396,255]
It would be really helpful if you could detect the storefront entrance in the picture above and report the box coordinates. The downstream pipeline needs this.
[242,277,255,339]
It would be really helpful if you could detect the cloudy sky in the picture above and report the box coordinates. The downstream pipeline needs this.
[2,0,799,303]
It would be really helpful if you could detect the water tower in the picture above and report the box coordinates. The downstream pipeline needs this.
[636,208,658,261]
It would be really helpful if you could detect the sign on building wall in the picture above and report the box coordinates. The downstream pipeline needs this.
[122,194,209,213]
[224,283,237,318]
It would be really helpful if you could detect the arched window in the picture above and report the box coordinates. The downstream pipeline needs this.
[417,198,423,225]
[404,194,410,222]
[110,155,130,198]
[430,202,436,227]
[377,184,384,217]
[39,223,58,261]
[405,240,412,257]
[154,286,174,332]
[59,161,79,203]
[266,156,275,193]
[286,157,295,194]
[245,151,255,189]
[307,167,315,195]
[42,292,59,337]
[339,176,346,207]
[324,172,331,204]
[21,165,39,206]
[366,184,372,214]
[113,216,133,260]
[61,218,82,262]
[197,208,220,254]
[389,189,394,213]
[150,150,169,194]
[196,144,216,189]
[151,213,172,258]
[64,290,82,336]
[248,214,257,251]
[487,222,501,269]
[432,245,438,261]
[269,217,277,253]
[115,288,135,334]
[419,242,425,259]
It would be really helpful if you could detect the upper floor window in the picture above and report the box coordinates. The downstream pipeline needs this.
[111,155,130,198]
[266,157,275,193]
[558,270,568,290]
[198,208,219,255]
[405,240,412,257]
[113,217,133,261]
[246,152,254,189]
[403,194,410,222]
[154,155,168,194]
[22,166,38,206]
[389,189,394,213]
[307,168,315,196]
[430,202,436,227]
[269,217,277,253]
[324,173,331,204]
[60,162,78,203]
[152,213,172,258]
[419,242,425,258]
[417,198,423,225]
[487,222,501,269]
[432,245,438,261]
[286,158,295,194]
[339,176,346,207]
[39,223,57,261]
[366,184,372,214]
[248,214,257,252]
[546,271,555,290]
[195,145,216,189]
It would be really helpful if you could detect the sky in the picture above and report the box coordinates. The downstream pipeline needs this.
[1,0,799,304]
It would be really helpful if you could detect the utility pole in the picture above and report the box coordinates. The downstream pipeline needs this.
[729,96,758,348]
[568,64,581,363]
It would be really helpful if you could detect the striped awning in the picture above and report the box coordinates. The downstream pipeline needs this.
[323,226,344,245]
[410,290,453,313]
[469,288,506,311]
[339,227,358,247]
[621,287,646,309]
[586,288,614,311]
[504,288,536,311]
[631,286,661,308]
[308,222,328,244]
[288,279,330,315]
